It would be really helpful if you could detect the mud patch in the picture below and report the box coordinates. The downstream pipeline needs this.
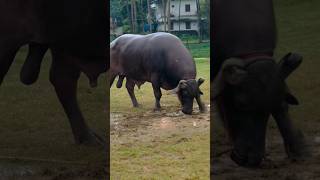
[111,105,210,138]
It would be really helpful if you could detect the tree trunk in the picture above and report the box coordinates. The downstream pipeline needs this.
[130,0,134,33]
[178,0,181,32]
[196,0,202,43]
[131,0,137,33]
[166,0,171,32]
[162,0,167,31]
[147,0,152,32]
[127,0,133,32]
[206,0,210,37]
[134,0,137,33]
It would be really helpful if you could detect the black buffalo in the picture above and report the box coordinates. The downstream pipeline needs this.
[212,0,309,166]
[110,32,205,114]
[0,0,107,146]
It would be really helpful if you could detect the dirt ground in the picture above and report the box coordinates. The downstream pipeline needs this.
[0,159,107,180]
[111,106,210,140]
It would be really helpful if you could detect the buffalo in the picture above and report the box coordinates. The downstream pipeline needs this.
[110,32,205,115]
[0,0,108,146]
[212,0,309,166]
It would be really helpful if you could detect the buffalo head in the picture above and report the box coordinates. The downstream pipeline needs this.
[171,78,206,115]
[213,53,302,166]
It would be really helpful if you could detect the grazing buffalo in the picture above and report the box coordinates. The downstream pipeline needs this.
[0,0,108,146]
[212,0,309,166]
[110,32,205,115]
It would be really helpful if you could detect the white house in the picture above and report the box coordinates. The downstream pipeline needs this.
[154,0,199,33]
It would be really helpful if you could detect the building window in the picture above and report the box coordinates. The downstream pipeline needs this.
[185,4,190,12]
[170,22,174,30]
[186,21,191,29]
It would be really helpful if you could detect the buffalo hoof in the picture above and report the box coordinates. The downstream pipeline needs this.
[153,107,161,112]
[79,130,107,148]
[132,103,141,108]
[182,109,192,115]
[286,131,312,161]
[199,107,207,113]
[230,150,264,167]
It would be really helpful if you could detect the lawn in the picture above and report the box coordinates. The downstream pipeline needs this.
[186,42,210,58]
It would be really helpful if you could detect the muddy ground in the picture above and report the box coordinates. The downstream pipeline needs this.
[111,106,210,140]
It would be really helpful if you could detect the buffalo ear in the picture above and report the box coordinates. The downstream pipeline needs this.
[285,92,299,105]
[168,80,187,95]
[179,81,188,89]
[197,78,205,86]
[278,52,302,79]
[212,58,246,100]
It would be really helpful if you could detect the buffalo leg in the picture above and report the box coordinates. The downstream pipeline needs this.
[0,43,20,85]
[20,43,48,85]
[151,74,162,110]
[126,78,139,107]
[109,69,117,87]
[272,103,310,160]
[196,96,206,113]
[50,50,105,147]
[116,75,125,88]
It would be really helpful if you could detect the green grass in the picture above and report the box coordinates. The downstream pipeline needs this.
[0,46,107,177]
[112,132,209,179]
[186,42,210,59]
[111,58,210,179]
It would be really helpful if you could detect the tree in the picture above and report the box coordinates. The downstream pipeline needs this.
[196,0,201,42]
[147,0,152,32]
[131,0,137,33]
[166,0,171,32]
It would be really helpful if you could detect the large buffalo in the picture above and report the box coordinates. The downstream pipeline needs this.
[110,32,205,115]
[212,0,309,166]
[0,0,107,146]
